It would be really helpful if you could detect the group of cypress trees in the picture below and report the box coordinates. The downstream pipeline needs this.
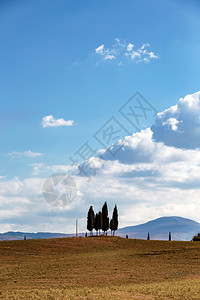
[87,202,118,236]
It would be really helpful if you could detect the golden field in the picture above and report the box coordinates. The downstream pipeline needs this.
[0,236,200,299]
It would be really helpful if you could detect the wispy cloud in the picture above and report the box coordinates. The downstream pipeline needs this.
[95,44,116,60]
[95,44,105,55]
[95,39,159,64]
[127,43,134,51]
[30,162,73,176]
[7,150,44,158]
[41,115,74,128]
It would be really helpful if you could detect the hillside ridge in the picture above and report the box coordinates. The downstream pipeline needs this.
[1,216,200,241]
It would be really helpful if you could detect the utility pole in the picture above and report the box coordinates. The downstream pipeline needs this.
[76,219,78,237]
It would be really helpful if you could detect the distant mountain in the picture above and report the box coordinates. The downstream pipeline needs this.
[0,231,78,241]
[1,216,200,241]
[117,216,200,241]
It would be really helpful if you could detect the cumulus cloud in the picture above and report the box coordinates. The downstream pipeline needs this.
[79,127,200,177]
[75,92,200,177]
[2,91,200,233]
[0,176,85,233]
[69,91,200,227]
[1,159,200,234]
[162,118,180,131]
[7,150,44,158]
[95,39,159,64]
[151,91,200,149]
[41,115,74,128]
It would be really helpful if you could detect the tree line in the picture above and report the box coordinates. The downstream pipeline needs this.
[87,202,118,236]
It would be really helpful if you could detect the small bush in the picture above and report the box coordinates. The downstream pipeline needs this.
[192,233,200,241]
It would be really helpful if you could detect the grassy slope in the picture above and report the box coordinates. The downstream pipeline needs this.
[0,237,200,299]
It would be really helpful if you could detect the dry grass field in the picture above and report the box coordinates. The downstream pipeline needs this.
[0,236,200,299]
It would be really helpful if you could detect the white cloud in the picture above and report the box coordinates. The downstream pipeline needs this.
[95,43,116,60]
[7,150,44,158]
[2,135,200,233]
[152,91,200,149]
[141,43,150,50]
[126,44,159,63]
[95,44,105,55]
[0,175,85,233]
[104,54,115,60]
[162,118,180,131]
[95,39,159,64]
[31,163,46,175]
[68,91,200,227]
[2,91,200,234]
[41,115,74,128]
[127,43,134,51]
[149,51,158,59]
[30,162,74,176]
[129,50,141,60]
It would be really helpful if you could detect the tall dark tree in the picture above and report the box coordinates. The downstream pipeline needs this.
[102,202,109,234]
[147,232,150,240]
[112,204,118,236]
[87,206,95,235]
[110,218,114,236]
[99,211,103,235]
[94,213,99,236]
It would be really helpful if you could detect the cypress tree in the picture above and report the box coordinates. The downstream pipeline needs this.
[110,218,114,236]
[147,232,150,240]
[87,206,95,236]
[169,232,171,241]
[102,202,109,234]
[99,211,103,235]
[94,213,99,236]
[113,204,118,236]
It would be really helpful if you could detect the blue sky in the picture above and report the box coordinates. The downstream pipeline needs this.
[1,0,200,233]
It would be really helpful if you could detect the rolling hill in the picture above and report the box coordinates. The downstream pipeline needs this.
[0,216,200,241]
[117,216,200,241]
